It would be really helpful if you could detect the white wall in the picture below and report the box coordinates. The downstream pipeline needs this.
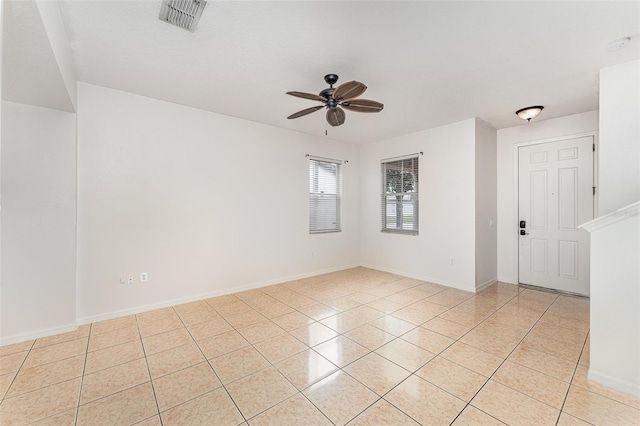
[76,83,360,322]
[496,111,599,283]
[583,59,640,397]
[360,119,478,291]
[475,119,497,290]
[599,60,640,214]
[582,202,640,396]
[1,101,77,342]
[34,0,77,111]
[1,0,4,330]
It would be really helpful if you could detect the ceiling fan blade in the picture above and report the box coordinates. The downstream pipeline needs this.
[326,107,346,127]
[286,91,326,102]
[287,105,325,119]
[341,98,384,113]
[332,81,367,100]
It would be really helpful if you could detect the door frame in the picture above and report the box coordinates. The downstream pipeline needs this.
[512,132,599,288]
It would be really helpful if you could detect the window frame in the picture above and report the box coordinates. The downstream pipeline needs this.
[381,154,419,235]
[309,156,342,234]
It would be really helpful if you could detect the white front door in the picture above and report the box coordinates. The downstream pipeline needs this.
[518,136,594,295]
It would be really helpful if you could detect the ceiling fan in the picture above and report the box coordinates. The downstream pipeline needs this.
[286,74,384,127]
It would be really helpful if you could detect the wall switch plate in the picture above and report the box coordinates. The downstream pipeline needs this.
[127,275,134,285]
[120,277,126,284]
[140,272,148,282]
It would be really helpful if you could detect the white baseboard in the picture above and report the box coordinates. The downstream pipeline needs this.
[476,278,498,293]
[497,275,517,284]
[77,263,360,325]
[587,368,640,397]
[1,262,481,344]
[359,263,476,293]
[1,322,78,346]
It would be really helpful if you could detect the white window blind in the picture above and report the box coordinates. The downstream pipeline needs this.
[309,157,341,233]
[381,155,419,234]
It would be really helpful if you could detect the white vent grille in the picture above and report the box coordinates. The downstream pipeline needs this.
[159,0,207,32]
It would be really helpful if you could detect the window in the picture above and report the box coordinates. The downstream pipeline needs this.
[309,157,341,233]
[381,155,419,234]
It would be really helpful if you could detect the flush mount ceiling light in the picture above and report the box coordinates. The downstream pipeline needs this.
[607,37,631,51]
[159,0,207,32]
[516,106,544,122]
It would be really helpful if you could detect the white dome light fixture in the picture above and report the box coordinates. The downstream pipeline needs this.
[516,106,544,122]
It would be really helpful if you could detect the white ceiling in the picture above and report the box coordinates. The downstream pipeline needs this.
[7,1,640,143]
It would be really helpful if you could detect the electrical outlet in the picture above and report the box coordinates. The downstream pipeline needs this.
[140,272,148,283]
[120,277,126,284]
[450,258,455,265]
[127,275,134,285]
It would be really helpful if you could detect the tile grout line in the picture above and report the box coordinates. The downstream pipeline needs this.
[449,290,590,424]
[206,288,329,424]
[3,274,605,426]
[5,330,89,425]
[428,287,588,422]
[384,287,526,424]
[197,273,419,424]
[206,299,331,424]
[443,289,525,425]
[228,279,475,424]
[0,339,35,404]
[67,294,408,421]
[65,332,151,412]
[72,324,91,426]
[554,330,592,426]
[1,333,89,425]
[177,303,250,425]
[136,312,165,426]
[226,277,466,424]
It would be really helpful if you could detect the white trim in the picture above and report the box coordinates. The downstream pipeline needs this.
[75,88,80,344]
[587,368,640,397]
[77,263,359,325]
[1,322,78,346]
[0,265,499,345]
[307,155,342,164]
[476,278,498,293]
[509,131,599,148]
[580,201,640,233]
[359,263,476,293]
[380,153,420,163]
[497,275,517,284]
[511,132,598,285]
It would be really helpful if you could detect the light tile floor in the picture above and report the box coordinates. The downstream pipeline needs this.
[1,267,639,425]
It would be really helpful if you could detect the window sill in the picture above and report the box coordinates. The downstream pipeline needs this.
[381,229,419,236]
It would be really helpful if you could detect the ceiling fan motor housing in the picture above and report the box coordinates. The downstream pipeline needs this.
[320,74,338,101]
[324,74,339,86]
[319,87,336,101]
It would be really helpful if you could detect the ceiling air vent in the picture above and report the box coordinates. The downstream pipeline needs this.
[159,0,207,32]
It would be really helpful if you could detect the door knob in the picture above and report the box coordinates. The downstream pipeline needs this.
[520,230,530,236]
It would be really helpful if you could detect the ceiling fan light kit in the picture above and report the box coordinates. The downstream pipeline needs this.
[516,105,544,122]
[287,74,384,127]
